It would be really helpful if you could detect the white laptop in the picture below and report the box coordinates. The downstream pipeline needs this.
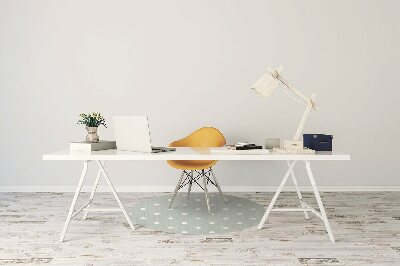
[113,116,175,153]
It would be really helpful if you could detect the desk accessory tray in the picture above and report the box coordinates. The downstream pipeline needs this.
[272,147,315,154]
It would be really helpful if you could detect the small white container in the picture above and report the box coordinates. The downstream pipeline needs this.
[284,140,304,150]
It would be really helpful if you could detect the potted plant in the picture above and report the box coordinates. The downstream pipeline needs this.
[77,112,107,143]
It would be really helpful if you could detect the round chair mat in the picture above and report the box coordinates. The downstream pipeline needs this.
[129,193,265,235]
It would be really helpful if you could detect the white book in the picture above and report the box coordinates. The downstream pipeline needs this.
[210,147,269,154]
[70,140,117,151]
[236,141,256,146]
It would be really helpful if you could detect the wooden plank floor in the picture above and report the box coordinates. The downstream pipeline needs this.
[0,192,399,265]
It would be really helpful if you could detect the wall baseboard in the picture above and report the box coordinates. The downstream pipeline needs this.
[0,186,399,193]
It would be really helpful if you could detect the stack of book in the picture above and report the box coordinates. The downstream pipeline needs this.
[70,140,117,151]
[235,142,263,150]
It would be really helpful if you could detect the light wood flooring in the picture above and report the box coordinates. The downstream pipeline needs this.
[0,192,399,265]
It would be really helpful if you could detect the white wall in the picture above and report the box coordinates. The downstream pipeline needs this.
[1,0,399,190]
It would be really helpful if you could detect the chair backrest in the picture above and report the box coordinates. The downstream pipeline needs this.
[169,127,226,148]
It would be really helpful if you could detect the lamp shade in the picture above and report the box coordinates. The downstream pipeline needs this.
[250,66,283,99]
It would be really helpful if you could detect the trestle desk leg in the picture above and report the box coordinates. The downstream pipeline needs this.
[305,161,335,242]
[83,161,105,220]
[287,160,309,220]
[60,160,88,242]
[95,160,135,231]
[257,161,296,229]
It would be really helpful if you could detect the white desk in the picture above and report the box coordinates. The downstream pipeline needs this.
[43,148,350,242]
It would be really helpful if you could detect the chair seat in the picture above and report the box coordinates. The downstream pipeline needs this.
[167,160,217,170]
[167,127,225,171]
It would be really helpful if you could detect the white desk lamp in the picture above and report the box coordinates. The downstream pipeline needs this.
[251,66,317,153]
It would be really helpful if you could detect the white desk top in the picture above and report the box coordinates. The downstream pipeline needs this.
[43,148,350,161]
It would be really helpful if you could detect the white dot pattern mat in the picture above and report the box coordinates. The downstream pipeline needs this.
[129,193,265,235]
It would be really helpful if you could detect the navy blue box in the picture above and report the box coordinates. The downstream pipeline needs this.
[303,134,333,151]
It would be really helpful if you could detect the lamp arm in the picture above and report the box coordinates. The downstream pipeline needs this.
[268,68,318,141]
[293,93,316,141]
[276,76,310,105]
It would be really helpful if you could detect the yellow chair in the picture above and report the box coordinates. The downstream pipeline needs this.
[167,127,227,213]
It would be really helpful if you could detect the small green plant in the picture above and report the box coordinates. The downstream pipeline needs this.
[77,112,107,128]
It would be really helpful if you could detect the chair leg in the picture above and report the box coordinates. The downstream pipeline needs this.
[210,168,227,203]
[169,171,185,209]
[187,170,193,200]
[202,170,211,213]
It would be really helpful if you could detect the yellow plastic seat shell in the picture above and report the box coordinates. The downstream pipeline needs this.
[167,127,226,170]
